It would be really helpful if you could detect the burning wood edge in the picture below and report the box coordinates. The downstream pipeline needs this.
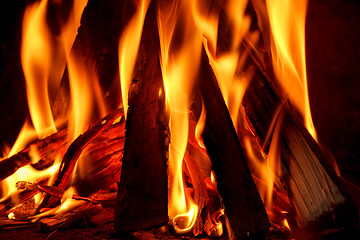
[114,0,169,233]
[182,150,208,236]
[0,128,68,182]
[0,118,124,217]
[242,40,359,231]
[36,108,124,211]
[197,48,270,238]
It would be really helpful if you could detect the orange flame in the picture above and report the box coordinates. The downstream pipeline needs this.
[200,0,258,132]
[194,101,206,149]
[118,0,151,118]
[157,0,202,233]
[266,0,317,140]
[21,0,57,138]
[21,0,88,138]
[4,0,87,204]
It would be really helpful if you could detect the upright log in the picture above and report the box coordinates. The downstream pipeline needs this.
[242,45,359,231]
[197,49,270,239]
[114,0,169,232]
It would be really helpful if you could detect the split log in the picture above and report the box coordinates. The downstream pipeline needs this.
[197,49,270,238]
[37,108,123,211]
[242,41,359,231]
[0,128,68,181]
[114,0,169,233]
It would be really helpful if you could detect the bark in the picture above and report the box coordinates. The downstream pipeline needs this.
[197,49,270,239]
[114,0,169,232]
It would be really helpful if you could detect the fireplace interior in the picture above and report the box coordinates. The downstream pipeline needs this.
[0,0,359,239]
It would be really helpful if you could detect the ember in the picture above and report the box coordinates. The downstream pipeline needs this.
[0,0,359,239]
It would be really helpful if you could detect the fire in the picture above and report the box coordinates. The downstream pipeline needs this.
[21,0,58,138]
[118,0,151,118]
[67,51,107,140]
[194,101,206,149]
[265,0,317,140]
[2,0,88,207]
[0,0,341,237]
[157,0,202,232]
[283,218,291,231]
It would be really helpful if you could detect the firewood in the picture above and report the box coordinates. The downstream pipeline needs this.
[115,0,168,233]
[0,219,33,230]
[197,49,270,238]
[0,128,68,181]
[0,179,50,216]
[37,185,117,207]
[242,40,359,231]
[73,120,125,196]
[37,108,123,211]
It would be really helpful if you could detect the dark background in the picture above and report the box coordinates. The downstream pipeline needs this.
[0,0,359,185]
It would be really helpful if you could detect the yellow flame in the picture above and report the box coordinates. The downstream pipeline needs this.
[266,0,317,140]
[194,101,206,149]
[204,40,252,132]
[67,53,95,140]
[1,162,60,202]
[200,0,257,133]
[56,187,83,214]
[8,212,16,220]
[283,218,291,230]
[157,0,202,232]
[118,0,151,118]
[7,119,38,158]
[21,0,57,138]
[7,0,87,203]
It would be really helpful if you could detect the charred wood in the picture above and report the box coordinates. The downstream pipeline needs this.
[197,49,270,239]
[37,108,123,211]
[0,128,68,182]
[242,41,359,231]
[114,0,169,233]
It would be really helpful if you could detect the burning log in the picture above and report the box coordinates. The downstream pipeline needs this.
[37,108,123,211]
[114,0,169,233]
[72,120,125,197]
[0,128,68,182]
[197,49,270,238]
[242,42,359,231]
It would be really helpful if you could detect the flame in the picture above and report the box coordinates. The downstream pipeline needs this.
[1,161,60,203]
[194,101,206,149]
[157,0,202,232]
[118,0,151,118]
[3,0,87,203]
[56,187,83,214]
[204,40,252,132]
[7,119,38,158]
[21,0,57,138]
[68,53,97,140]
[283,218,291,231]
[200,0,258,133]
[21,0,87,138]
[266,0,317,140]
